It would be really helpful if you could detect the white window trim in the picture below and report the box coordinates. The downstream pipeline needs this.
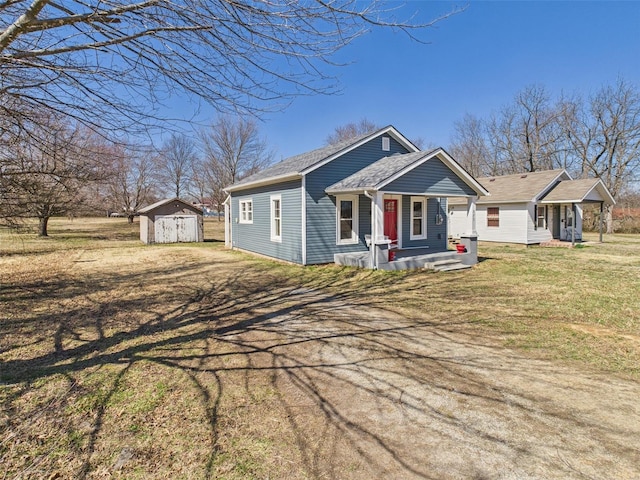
[536,205,546,229]
[382,136,390,151]
[336,194,359,245]
[239,198,253,224]
[410,196,427,240]
[270,194,282,242]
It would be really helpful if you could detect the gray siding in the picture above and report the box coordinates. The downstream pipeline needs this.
[401,197,448,250]
[231,180,303,263]
[306,136,409,264]
[385,157,477,196]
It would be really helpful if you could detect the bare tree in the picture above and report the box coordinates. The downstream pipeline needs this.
[107,147,156,223]
[449,114,496,177]
[450,85,570,176]
[562,78,640,232]
[154,133,198,199]
[0,2,458,135]
[0,114,106,235]
[326,119,382,145]
[199,117,273,216]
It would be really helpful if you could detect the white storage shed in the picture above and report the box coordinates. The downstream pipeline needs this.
[139,198,204,244]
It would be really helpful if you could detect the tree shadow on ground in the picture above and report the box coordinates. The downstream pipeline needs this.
[1,255,639,479]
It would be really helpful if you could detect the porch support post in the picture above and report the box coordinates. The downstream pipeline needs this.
[460,196,479,266]
[599,201,604,243]
[465,196,478,236]
[571,203,576,245]
[371,191,387,269]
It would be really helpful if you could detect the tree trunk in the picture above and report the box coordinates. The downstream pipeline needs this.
[38,216,49,236]
[605,204,615,234]
[127,215,135,224]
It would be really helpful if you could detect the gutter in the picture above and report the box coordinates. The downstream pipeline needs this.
[224,173,302,193]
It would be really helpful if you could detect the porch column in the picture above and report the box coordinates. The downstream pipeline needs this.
[460,196,479,266]
[571,203,576,245]
[599,201,604,243]
[372,191,385,244]
[371,191,388,269]
[465,196,478,236]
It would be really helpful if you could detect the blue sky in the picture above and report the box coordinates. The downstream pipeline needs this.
[182,1,640,161]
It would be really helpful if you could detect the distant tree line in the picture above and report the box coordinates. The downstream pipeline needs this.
[449,79,640,233]
[0,116,272,235]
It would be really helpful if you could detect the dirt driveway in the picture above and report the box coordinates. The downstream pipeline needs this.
[2,243,639,479]
[228,286,640,479]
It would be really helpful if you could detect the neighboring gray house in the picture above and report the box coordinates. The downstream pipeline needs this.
[224,126,489,270]
[448,169,615,245]
[139,198,204,244]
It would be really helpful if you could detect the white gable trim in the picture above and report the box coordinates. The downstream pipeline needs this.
[538,180,616,205]
[298,126,420,176]
[532,170,572,202]
[375,149,490,197]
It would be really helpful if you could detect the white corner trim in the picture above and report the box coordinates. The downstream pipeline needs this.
[301,177,307,264]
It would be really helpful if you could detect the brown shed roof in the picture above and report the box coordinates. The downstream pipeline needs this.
[138,198,203,214]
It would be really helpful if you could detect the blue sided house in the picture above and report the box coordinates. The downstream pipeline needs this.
[224,126,489,271]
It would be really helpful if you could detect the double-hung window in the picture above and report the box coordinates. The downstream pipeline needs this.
[487,207,500,227]
[239,199,253,224]
[536,205,546,229]
[336,195,359,244]
[410,196,427,240]
[270,195,282,242]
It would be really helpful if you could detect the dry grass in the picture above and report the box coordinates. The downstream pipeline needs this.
[1,218,639,479]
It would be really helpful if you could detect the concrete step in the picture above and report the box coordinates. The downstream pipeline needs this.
[435,263,472,272]
[431,259,462,267]
[426,257,472,272]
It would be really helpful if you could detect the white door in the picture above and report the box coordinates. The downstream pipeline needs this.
[155,215,197,243]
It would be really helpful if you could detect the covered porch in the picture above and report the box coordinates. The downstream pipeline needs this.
[326,149,489,271]
[335,248,474,272]
[539,178,616,245]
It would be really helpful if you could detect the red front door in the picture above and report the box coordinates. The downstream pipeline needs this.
[384,199,398,244]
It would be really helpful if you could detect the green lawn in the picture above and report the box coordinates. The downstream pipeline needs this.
[1,218,639,478]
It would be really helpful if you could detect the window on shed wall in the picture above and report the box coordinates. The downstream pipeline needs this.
[239,199,253,224]
[270,195,282,242]
[410,196,427,240]
[487,207,500,227]
[336,195,359,245]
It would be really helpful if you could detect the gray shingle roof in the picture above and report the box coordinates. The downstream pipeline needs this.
[326,151,433,193]
[226,128,391,191]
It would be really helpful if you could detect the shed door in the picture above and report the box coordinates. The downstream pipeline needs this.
[155,215,198,243]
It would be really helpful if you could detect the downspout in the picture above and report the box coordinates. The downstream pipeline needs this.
[363,190,377,270]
